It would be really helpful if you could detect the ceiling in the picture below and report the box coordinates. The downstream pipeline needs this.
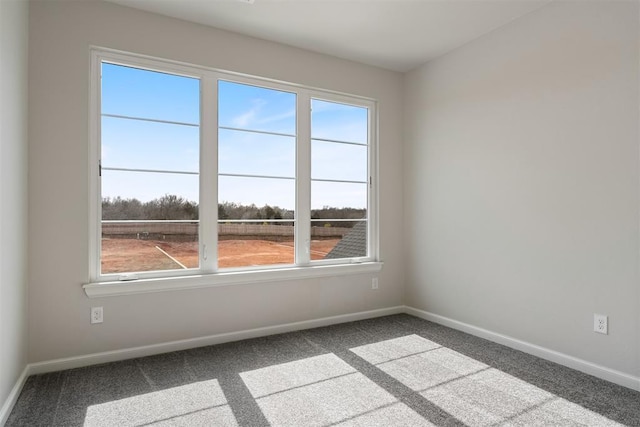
[105,0,551,72]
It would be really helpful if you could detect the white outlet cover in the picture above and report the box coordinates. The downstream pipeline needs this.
[593,314,607,335]
[91,306,104,324]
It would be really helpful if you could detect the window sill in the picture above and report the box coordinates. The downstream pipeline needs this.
[83,262,383,298]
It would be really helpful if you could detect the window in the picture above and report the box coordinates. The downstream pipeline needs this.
[99,63,200,275]
[217,81,297,269]
[89,48,379,289]
[311,99,369,260]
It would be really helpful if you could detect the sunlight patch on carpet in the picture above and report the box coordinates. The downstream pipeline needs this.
[83,379,238,426]
[350,334,624,426]
[240,353,433,426]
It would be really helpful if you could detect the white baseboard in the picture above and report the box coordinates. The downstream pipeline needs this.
[28,306,405,375]
[0,365,29,426]
[405,306,640,392]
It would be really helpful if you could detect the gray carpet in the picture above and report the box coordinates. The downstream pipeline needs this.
[6,314,640,426]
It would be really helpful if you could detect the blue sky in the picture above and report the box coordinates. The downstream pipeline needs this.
[101,63,368,212]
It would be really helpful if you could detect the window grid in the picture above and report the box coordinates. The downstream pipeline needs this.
[309,97,370,262]
[90,48,377,283]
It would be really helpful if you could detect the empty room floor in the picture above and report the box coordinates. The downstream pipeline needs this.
[7,314,640,426]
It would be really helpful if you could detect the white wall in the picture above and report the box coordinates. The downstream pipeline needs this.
[404,1,639,378]
[0,0,29,414]
[28,0,404,362]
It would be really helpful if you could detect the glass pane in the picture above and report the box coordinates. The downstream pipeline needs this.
[311,181,367,211]
[102,116,198,172]
[101,170,199,274]
[219,129,294,178]
[311,221,367,260]
[102,170,198,204]
[218,230,294,269]
[101,223,199,274]
[219,176,295,215]
[102,63,199,124]
[218,80,296,135]
[218,202,294,223]
[310,180,366,260]
[311,99,367,144]
[218,176,294,269]
[311,140,367,181]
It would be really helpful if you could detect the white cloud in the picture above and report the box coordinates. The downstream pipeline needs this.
[232,99,266,128]
[231,100,295,132]
[257,109,295,126]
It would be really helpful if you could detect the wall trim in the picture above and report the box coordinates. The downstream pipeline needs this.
[28,306,404,375]
[405,306,640,392]
[0,365,29,426]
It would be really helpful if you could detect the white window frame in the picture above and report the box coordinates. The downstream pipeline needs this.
[85,47,381,298]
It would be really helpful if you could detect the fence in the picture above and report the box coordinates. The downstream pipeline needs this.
[102,221,352,242]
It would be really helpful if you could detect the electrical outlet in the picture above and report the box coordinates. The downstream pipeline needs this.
[91,306,103,324]
[593,314,607,334]
[372,277,379,290]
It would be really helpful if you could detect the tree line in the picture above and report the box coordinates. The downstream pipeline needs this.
[102,195,365,225]
[102,195,198,220]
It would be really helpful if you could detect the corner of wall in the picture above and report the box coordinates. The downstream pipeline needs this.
[0,0,30,422]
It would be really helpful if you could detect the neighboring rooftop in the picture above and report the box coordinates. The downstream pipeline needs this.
[325,222,367,260]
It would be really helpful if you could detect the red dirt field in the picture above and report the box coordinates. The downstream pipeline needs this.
[101,238,339,274]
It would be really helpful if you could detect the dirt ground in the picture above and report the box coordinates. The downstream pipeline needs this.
[101,238,339,274]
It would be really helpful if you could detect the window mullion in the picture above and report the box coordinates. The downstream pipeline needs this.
[89,51,102,281]
[295,91,311,265]
[368,104,378,260]
[200,74,218,272]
